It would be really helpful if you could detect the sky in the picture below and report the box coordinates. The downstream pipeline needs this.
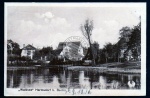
[6,3,141,49]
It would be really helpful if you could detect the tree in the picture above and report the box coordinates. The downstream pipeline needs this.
[7,39,21,56]
[119,26,131,42]
[111,43,119,62]
[7,40,22,65]
[127,22,141,60]
[103,43,114,63]
[39,47,53,56]
[99,49,105,63]
[116,27,132,62]
[33,49,41,60]
[92,42,100,64]
[81,19,95,66]
[38,46,53,61]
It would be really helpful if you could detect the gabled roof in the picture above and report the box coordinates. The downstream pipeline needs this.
[22,44,36,50]
[53,49,63,56]
[7,40,13,44]
[57,42,66,49]
[57,41,81,50]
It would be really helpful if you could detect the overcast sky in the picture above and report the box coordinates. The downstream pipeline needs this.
[6,3,141,49]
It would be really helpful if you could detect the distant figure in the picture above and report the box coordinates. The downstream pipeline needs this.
[128,80,135,89]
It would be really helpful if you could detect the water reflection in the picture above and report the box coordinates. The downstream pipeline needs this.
[52,76,60,88]
[99,76,106,89]
[111,80,120,89]
[79,71,90,89]
[7,68,141,89]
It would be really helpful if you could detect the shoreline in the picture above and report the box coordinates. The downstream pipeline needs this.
[66,61,141,74]
[7,61,141,74]
[67,66,141,74]
[7,66,37,70]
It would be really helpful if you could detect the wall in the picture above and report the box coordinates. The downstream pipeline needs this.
[21,49,35,59]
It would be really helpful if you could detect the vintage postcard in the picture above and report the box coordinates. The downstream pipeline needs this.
[4,3,146,96]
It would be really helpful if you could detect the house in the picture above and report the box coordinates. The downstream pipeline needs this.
[21,44,36,59]
[124,49,133,61]
[55,41,84,61]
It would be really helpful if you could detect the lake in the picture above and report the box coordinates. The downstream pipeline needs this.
[7,67,141,89]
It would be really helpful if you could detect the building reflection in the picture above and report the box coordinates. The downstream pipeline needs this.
[52,76,60,88]
[99,75,106,89]
[79,71,90,89]
[111,80,120,89]
[66,71,72,88]
[60,71,66,84]
[19,72,34,88]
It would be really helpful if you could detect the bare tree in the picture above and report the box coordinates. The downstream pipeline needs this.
[81,19,95,66]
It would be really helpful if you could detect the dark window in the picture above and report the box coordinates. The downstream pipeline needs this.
[27,50,31,55]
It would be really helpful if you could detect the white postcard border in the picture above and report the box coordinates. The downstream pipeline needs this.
[4,2,146,96]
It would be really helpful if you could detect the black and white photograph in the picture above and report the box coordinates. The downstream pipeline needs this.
[4,3,146,96]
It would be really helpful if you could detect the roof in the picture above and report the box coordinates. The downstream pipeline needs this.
[57,41,81,50]
[7,40,13,44]
[57,42,66,49]
[22,44,36,50]
[53,49,63,56]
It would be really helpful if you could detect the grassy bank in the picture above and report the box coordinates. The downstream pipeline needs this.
[7,66,38,70]
[67,61,141,74]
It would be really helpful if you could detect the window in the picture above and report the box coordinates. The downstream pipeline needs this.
[27,50,31,55]
[24,50,26,54]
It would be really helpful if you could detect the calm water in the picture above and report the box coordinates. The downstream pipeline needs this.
[7,68,141,89]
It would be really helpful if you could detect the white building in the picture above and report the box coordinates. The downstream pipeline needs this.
[56,42,84,61]
[21,44,36,60]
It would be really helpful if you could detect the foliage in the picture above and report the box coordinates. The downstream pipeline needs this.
[97,21,141,63]
[33,49,41,60]
[7,39,21,56]
[81,19,95,65]
[39,47,53,56]
[33,46,54,61]
[119,26,131,42]
[127,22,141,60]
[127,23,141,49]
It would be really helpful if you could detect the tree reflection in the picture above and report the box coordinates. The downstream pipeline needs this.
[7,69,141,89]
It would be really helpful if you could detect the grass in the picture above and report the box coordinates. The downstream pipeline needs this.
[67,61,141,74]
